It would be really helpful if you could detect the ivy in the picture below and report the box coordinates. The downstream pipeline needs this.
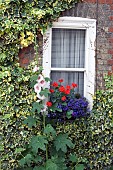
[0,0,95,169]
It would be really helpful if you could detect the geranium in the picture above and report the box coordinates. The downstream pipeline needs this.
[61,96,66,101]
[46,101,52,107]
[47,79,89,121]
[52,82,58,87]
[58,79,63,83]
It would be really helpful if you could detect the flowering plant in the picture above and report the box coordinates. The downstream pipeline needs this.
[47,79,89,121]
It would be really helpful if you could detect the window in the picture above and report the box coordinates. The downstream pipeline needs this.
[43,17,96,108]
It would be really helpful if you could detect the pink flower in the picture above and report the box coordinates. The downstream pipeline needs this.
[34,83,41,93]
[37,74,44,82]
[33,66,39,72]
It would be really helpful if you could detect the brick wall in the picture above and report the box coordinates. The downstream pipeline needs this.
[19,0,113,89]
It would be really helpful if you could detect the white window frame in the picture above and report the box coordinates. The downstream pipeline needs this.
[43,17,96,108]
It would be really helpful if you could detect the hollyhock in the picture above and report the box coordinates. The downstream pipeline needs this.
[33,65,39,72]
[34,83,41,93]
[37,74,44,83]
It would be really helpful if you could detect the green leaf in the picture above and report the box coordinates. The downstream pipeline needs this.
[33,155,42,163]
[69,153,77,163]
[32,102,44,113]
[54,134,74,153]
[29,135,48,153]
[23,116,37,128]
[44,124,56,138]
[33,166,45,170]
[40,88,49,97]
[46,159,58,170]
[66,110,73,119]
[19,154,33,167]
[75,164,85,170]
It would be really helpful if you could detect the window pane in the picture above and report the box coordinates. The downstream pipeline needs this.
[51,71,84,96]
[51,28,85,68]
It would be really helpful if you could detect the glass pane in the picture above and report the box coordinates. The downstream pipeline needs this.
[51,71,84,96]
[51,28,85,68]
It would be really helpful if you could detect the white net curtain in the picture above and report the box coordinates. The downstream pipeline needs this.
[51,28,85,95]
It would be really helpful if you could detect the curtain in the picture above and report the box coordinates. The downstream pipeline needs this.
[51,28,85,95]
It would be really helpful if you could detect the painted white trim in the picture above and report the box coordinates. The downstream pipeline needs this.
[43,17,96,108]
[51,68,86,72]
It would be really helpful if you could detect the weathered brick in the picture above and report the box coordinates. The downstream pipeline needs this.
[108,49,113,54]
[109,16,113,20]
[106,0,113,4]
[108,27,113,32]
[107,59,113,65]
[109,38,113,43]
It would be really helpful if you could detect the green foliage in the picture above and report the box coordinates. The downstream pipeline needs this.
[54,133,74,153]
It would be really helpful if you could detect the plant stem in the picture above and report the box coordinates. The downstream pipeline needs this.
[43,114,48,160]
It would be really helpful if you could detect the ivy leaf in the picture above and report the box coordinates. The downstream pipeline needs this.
[14,147,25,154]
[75,164,85,170]
[23,116,37,128]
[44,124,56,138]
[33,155,42,163]
[54,134,74,153]
[29,135,48,153]
[46,159,58,170]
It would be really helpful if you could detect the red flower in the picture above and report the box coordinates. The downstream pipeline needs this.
[72,83,77,88]
[61,96,66,101]
[52,82,58,87]
[58,79,63,83]
[46,101,52,107]
[65,89,70,95]
[49,89,54,93]
[59,86,65,92]
[66,85,71,90]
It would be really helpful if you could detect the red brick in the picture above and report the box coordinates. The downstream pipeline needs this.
[110,5,113,10]
[109,38,113,43]
[105,0,113,4]
[21,58,29,64]
[99,0,106,4]
[108,27,113,32]
[84,0,96,3]
[107,59,113,65]
[108,49,113,54]
[108,71,113,75]
[109,16,113,20]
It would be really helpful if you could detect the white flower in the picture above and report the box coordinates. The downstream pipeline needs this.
[37,74,44,82]
[37,93,46,100]
[33,66,39,72]
[41,105,47,112]
[37,74,47,88]
[34,83,41,93]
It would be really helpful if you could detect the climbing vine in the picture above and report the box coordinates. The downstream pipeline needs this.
[0,0,81,169]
